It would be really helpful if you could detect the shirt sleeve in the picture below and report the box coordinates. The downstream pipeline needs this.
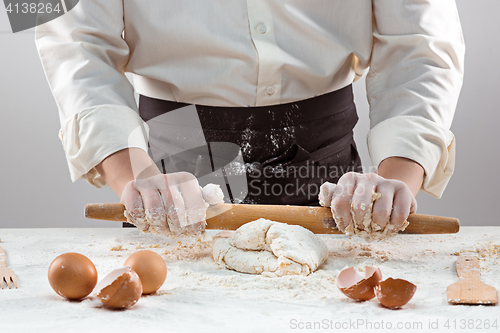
[366,0,465,198]
[35,0,148,187]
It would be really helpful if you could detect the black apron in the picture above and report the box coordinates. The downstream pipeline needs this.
[139,84,362,206]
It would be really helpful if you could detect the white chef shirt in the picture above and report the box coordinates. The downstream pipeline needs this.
[35,0,464,198]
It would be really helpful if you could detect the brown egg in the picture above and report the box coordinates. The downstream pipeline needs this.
[375,278,417,309]
[124,250,167,294]
[94,266,142,309]
[48,252,98,300]
[336,266,382,301]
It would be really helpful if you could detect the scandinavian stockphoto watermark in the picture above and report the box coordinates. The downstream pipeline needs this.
[4,0,79,33]
[245,162,367,202]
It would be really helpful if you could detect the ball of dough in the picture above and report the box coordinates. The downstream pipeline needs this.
[213,219,328,277]
[202,184,224,205]
[318,181,337,207]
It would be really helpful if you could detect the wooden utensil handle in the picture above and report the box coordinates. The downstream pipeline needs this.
[0,246,6,266]
[456,255,481,279]
[85,203,459,235]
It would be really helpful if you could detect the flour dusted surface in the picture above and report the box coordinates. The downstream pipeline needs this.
[1,227,500,332]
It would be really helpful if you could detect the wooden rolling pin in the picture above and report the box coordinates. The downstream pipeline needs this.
[85,203,459,235]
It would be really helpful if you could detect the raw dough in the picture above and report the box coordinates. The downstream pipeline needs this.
[318,182,409,242]
[201,184,224,205]
[213,219,328,277]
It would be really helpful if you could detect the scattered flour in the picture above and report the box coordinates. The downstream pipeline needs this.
[2,227,499,332]
[109,244,123,251]
[454,241,500,260]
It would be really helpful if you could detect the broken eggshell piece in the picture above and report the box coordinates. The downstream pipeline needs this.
[375,278,417,309]
[336,266,382,301]
[94,266,142,309]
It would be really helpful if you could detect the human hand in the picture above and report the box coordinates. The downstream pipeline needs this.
[319,172,417,240]
[121,172,209,236]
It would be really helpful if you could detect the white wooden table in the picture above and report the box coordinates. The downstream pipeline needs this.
[0,227,498,333]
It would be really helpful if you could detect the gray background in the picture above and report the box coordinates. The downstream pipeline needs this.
[0,0,498,228]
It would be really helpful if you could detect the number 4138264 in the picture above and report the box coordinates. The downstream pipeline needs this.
[444,319,498,330]
[6,2,62,14]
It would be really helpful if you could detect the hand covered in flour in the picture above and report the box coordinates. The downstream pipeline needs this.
[121,172,209,236]
[319,172,417,240]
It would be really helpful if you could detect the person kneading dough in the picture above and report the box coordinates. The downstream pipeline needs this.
[319,181,410,242]
[35,2,464,236]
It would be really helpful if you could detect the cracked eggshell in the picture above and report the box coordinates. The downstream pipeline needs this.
[375,278,417,309]
[48,253,98,300]
[336,266,382,301]
[124,250,167,294]
[94,266,142,309]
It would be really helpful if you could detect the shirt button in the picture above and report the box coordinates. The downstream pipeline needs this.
[257,23,267,34]
[266,86,275,95]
